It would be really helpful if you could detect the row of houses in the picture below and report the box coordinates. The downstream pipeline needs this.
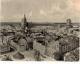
[33,33,79,60]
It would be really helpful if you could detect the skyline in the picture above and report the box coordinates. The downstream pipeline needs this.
[0,0,80,23]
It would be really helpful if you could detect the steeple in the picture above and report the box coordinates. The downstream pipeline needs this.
[21,14,27,31]
[23,14,27,22]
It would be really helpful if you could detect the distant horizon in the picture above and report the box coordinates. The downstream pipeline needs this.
[0,17,80,23]
[0,20,79,24]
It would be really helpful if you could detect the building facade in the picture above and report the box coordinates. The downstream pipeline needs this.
[59,35,79,54]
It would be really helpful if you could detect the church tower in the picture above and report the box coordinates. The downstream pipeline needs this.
[66,18,73,29]
[21,14,28,32]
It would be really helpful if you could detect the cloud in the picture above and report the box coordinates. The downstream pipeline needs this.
[1,0,80,22]
[40,9,47,16]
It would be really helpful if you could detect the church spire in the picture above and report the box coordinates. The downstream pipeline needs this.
[23,14,27,22]
[21,14,27,31]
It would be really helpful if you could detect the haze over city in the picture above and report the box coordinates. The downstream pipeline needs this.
[0,0,80,23]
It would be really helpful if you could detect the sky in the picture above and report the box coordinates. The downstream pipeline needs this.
[0,0,80,23]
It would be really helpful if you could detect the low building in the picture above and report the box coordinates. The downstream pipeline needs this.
[18,37,28,51]
[0,36,10,54]
[0,44,10,54]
